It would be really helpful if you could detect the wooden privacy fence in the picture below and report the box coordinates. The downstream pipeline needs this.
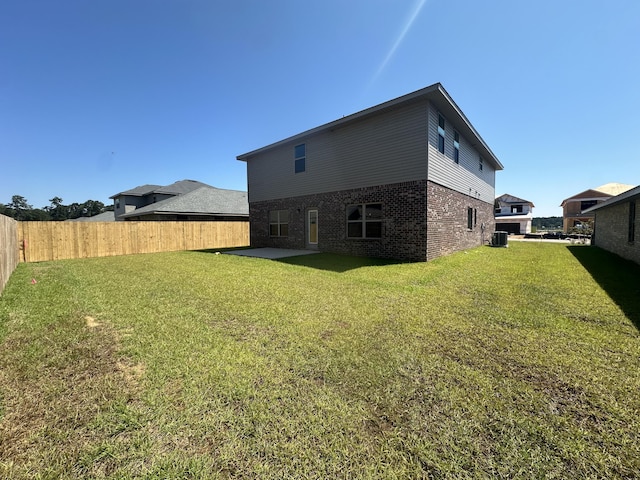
[1,214,19,293]
[18,221,250,263]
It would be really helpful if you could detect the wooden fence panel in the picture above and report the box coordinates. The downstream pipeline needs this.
[18,221,249,263]
[1,214,19,293]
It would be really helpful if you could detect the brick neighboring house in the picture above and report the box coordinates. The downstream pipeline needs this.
[494,194,534,234]
[560,183,634,233]
[110,179,248,221]
[237,83,504,262]
[584,185,640,265]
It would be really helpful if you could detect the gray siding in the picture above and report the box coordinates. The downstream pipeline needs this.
[246,101,429,203]
[427,103,495,204]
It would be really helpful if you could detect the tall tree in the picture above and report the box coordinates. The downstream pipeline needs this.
[46,197,68,221]
[8,195,32,220]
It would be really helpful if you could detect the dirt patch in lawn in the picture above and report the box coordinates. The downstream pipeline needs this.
[0,314,144,477]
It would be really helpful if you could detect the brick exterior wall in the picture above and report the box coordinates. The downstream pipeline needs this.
[249,180,495,262]
[593,197,640,265]
[426,182,495,261]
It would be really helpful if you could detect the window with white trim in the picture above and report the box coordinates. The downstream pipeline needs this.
[347,203,382,238]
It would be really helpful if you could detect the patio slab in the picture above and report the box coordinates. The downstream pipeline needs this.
[223,248,321,259]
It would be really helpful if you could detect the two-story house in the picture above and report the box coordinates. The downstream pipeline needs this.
[236,83,504,262]
[110,179,248,222]
[494,194,534,234]
[560,183,634,233]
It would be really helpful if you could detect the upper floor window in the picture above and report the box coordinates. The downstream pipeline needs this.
[269,210,289,237]
[347,203,382,238]
[629,201,636,243]
[511,205,523,214]
[479,156,484,171]
[437,114,445,154]
[453,131,460,164]
[294,144,306,173]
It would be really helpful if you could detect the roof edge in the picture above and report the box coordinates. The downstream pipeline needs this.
[237,83,503,170]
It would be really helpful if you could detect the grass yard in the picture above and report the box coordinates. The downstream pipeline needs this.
[1,242,639,479]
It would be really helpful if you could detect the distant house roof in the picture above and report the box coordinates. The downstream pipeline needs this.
[151,179,212,196]
[496,193,535,207]
[109,180,213,199]
[118,186,248,219]
[560,183,635,206]
[110,184,162,198]
[593,182,636,196]
[583,185,640,213]
[67,211,116,222]
[236,82,504,171]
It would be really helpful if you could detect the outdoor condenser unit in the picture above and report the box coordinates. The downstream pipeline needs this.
[492,231,508,247]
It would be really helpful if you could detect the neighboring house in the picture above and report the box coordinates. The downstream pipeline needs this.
[584,185,640,265]
[67,211,116,222]
[494,194,534,234]
[237,83,504,262]
[560,183,635,233]
[110,180,248,221]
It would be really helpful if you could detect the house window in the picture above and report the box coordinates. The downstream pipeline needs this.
[467,207,473,230]
[511,205,523,214]
[438,114,445,154]
[269,210,289,237]
[115,199,120,209]
[629,201,636,243]
[347,203,382,238]
[581,199,597,211]
[453,131,460,164]
[294,143,306,173]
[474,208,478,227]
[479,156,484,171]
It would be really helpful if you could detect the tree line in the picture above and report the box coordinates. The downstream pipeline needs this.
[532,216,563,230]
[0,195,113,221]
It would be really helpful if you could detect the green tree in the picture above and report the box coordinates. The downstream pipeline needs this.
[8,195,32,220]
[46,197,68,221]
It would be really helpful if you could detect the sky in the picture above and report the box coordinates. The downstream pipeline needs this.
[1,0,639,217]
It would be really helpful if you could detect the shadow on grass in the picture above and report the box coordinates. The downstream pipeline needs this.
[568,245,640,330]
[276,253,404,273]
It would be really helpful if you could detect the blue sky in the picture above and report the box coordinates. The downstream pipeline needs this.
[1,0,639,217]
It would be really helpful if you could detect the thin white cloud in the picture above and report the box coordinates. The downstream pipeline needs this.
[371,0,429,83]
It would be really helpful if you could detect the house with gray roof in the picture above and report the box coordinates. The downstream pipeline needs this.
[110,180,248,222]
[237,83,503,262]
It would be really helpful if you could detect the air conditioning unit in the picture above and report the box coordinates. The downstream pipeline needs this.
[492,231,508,247]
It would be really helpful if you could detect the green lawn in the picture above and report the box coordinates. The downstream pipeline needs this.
[1,242,639,479]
